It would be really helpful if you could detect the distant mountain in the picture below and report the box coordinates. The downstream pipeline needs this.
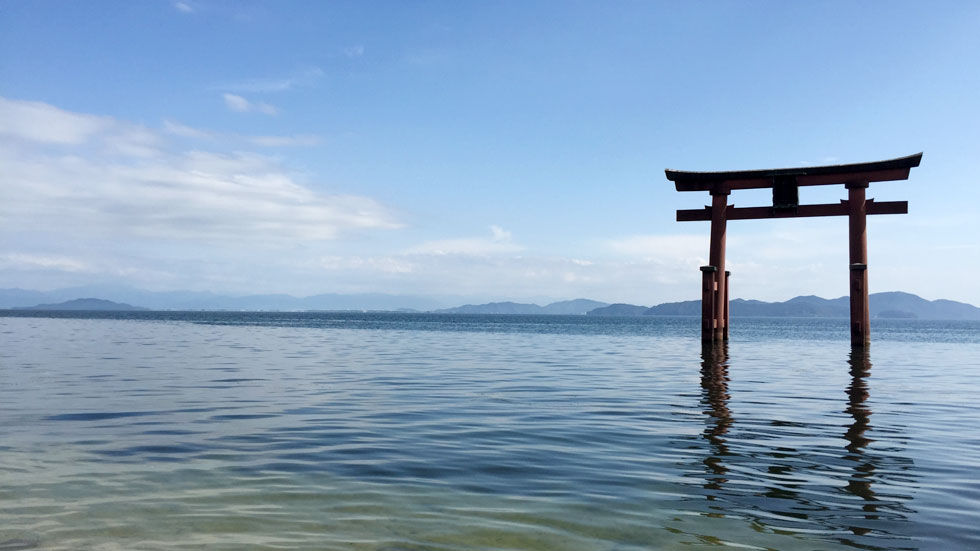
[727,295,850,318]
[540,299,609,315]
[434,298,609,315]
[589,292,980,320]
[587,303,650,317]
[14,298,148,311]
[3,286,977,319]
[0,285,446,311]
[641,300,701,316]
[0,288,49,307]
[434,301,541,314]
[871,291,980,320]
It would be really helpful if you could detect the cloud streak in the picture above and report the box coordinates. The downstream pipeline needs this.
[222,93,278,115]
[0,97,399,248]
[163,119,321,147]
[344,45,365,58]
[218,68,324,93]
[407,225,524,256]
[0,253,92,273]
[0,96,112,144]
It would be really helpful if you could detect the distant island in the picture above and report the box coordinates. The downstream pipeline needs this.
[13,298,148,311]
[433,299,607,316]
[587,292,980,320]
[0,286,444,312]
[3,288,979,320]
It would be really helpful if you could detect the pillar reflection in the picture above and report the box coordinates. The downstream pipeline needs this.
[700,341,733,496]
[844,346,878,533]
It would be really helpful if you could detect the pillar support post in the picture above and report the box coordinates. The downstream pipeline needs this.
[847,182,870,347]
[708,187,730,342]
[700,266,717,342]
[723,270,731,341]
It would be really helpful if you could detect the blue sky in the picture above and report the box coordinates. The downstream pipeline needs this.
[2,1,979,305]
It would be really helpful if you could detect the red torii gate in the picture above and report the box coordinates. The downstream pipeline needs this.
[666,153,922,347]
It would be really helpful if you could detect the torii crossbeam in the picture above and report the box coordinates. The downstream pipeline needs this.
[666,153,922,347]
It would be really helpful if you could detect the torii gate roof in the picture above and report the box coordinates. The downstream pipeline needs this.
[666,152,922,192]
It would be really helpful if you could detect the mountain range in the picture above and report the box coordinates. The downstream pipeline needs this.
[587,292,980,320]
[2,286,978,320]
[13,298,148,311]
[0,285,444,312]
[432,299,608,315]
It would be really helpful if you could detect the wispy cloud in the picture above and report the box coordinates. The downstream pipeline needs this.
[605,233,707,261]
[344,45,365,58]
[163,120,214,139]
[407,225,524,256]
[163,119,321,148]
[0,253,92,273]
[174,1,194,13]
[0,96,112,144]
[218,67,324,93]
[0,96,399,248]
[0,96,165,159]
[319,255,415,274]
[247,134,321,147]
[302,248,710,303]
[222,93,278,115]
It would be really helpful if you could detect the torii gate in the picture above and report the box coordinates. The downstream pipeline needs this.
[667,153,921,347]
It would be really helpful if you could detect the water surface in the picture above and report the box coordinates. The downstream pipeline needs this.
[1,313,978,550]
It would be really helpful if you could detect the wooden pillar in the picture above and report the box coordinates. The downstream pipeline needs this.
[723,270,731,341]
[700,266,717,342]
[847,182,870,347]
[709,188,730,342]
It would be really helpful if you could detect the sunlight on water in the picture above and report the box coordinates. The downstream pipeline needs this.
[1,313,979,550]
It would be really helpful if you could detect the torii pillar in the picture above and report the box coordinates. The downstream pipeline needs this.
[667,153,921,347]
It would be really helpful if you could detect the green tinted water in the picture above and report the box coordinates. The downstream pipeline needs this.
[2,313,978,549]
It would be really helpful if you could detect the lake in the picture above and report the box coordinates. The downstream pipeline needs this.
[1,312,979,550]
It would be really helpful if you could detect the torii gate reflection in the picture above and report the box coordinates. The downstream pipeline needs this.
[697,343,897,541]
[667,153,921,346]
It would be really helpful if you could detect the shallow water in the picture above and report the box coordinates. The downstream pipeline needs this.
[1,313,979,550]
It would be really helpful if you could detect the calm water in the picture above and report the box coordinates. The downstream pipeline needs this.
[1,312,979,550]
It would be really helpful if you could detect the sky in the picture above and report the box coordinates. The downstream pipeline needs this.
[2,1,979,306]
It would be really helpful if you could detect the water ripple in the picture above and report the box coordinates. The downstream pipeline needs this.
[1,315,979,549]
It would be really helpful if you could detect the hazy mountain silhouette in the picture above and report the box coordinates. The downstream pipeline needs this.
[14,298,147,311]
[3,287,977,319]
[588,291,980,320]
[0,285,445,311]
[433,299,608,315]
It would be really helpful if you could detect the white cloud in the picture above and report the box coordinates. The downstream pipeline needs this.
[0,253,91,273]
[163,119,321,148]
[174,1,194,13]
[295,250,701,304]
[489,225,510,241]
[606,233,707,262]
[0,97,400,249]
[222,93,278,115]
[248,134,321,147]
[219,68,324,93]
[320,255,415,274]
[407,225,524,256]
[163,119,320,148]
[0,96,164,158]
[0,97,112,144]
[103,126,163,157]
[163,119,214,139]
[222,93,249,111]
[344,45,365,58]
[598,226,874,301]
